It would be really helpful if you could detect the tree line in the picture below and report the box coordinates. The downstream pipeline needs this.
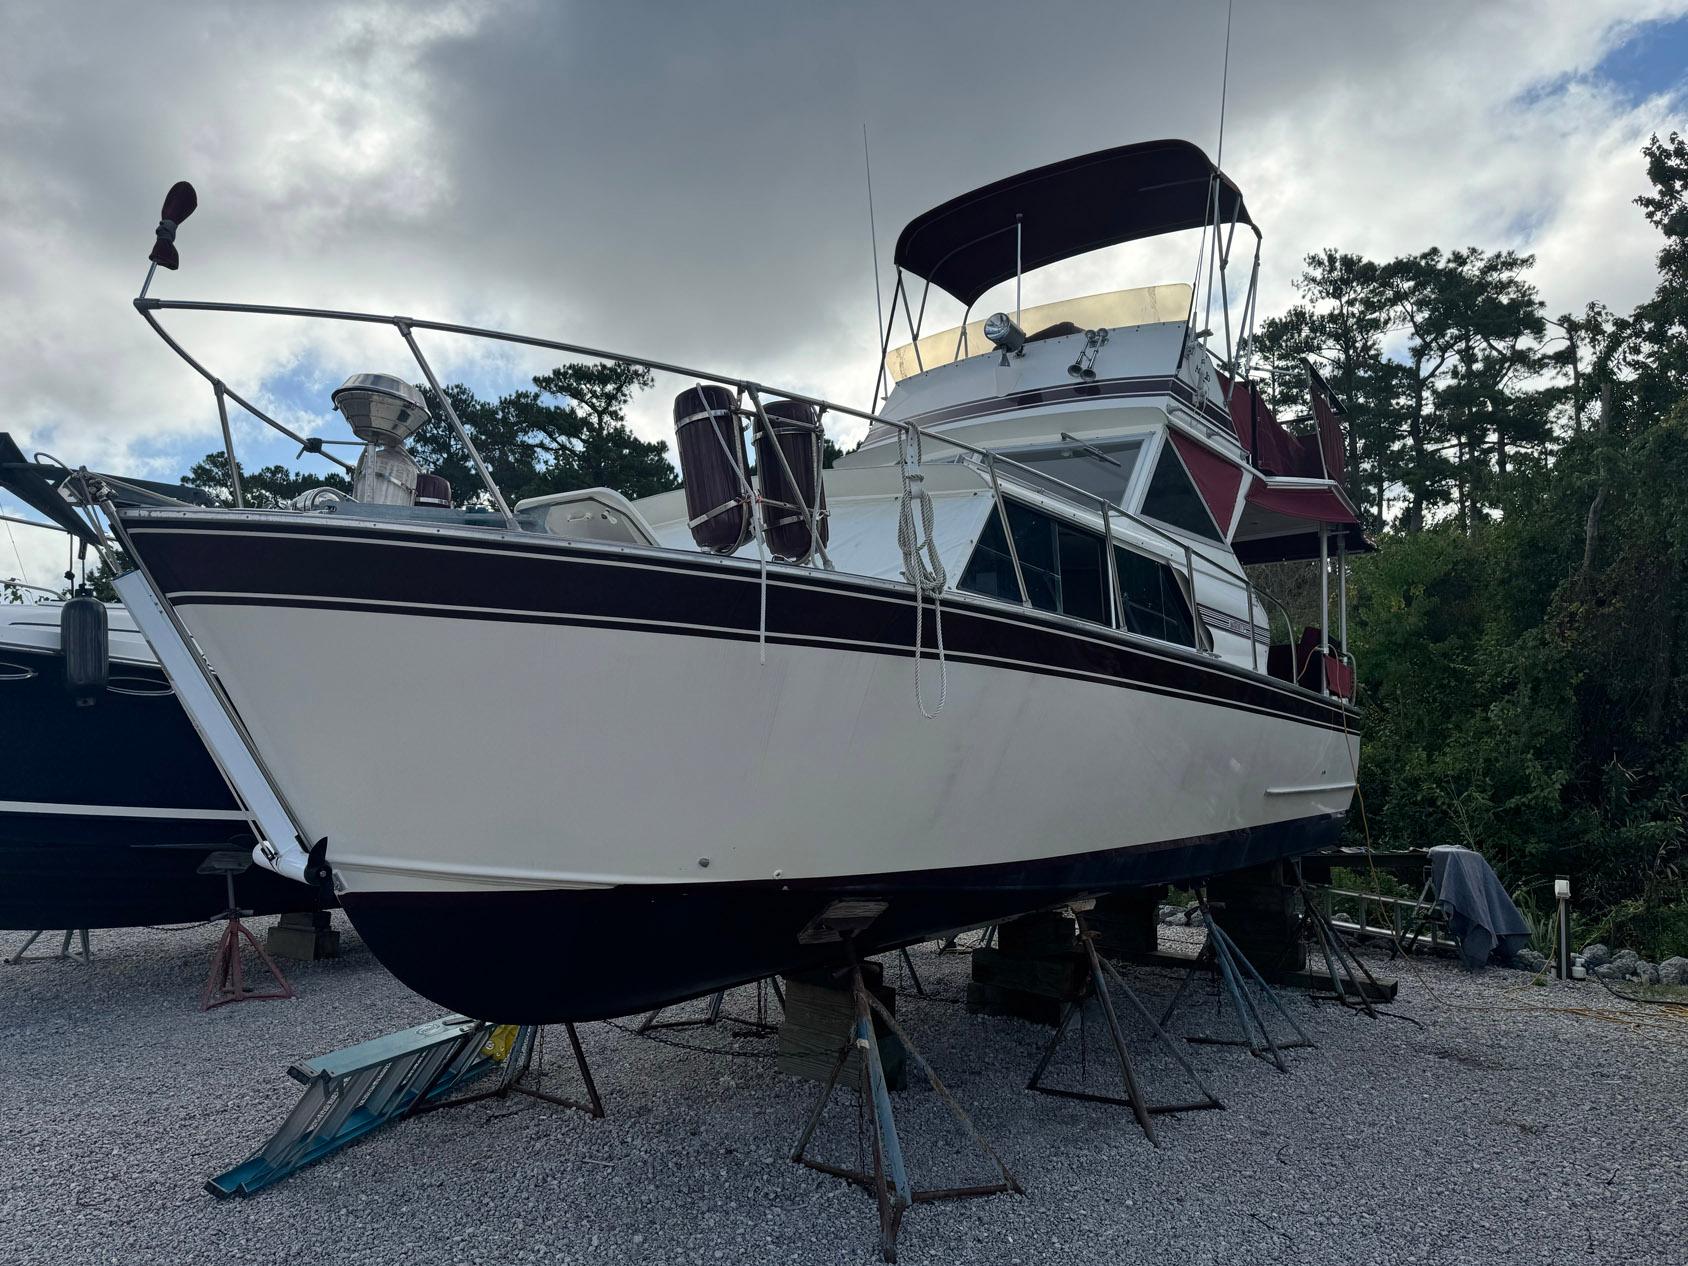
[1298,133,1687,956]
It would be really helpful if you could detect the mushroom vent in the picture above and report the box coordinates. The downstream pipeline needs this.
[332,373,432,447]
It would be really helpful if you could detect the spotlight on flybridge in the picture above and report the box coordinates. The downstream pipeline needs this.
[983,312,1026,365]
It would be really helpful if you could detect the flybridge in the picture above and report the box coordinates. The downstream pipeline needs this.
[870,139,1262,413]
[856,138,1368,572]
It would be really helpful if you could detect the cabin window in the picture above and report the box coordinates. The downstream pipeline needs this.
[1010,436,1145,509]
[959,502,1109,624]
[1140,444,1223,542]
[955,506,1022,604]
[1114,547,1197,646]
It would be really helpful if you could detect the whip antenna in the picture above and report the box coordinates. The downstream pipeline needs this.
[1189,0,1235,356]
[863,124,887,408]
[1215,0,1233,175]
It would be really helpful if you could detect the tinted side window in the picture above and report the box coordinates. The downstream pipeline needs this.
[956,507,1022,604]
[1114,547,1197,645]
[958,502,1110,626]
[1006,502,1061,614]
[1141,446,1222,542]
[1055,522,1107,625]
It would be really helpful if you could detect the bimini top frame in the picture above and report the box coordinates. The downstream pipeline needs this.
[894,139,1253,308]
[871,139,1265,415]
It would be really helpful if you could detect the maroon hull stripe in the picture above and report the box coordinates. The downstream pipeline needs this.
[124,515,1361,734]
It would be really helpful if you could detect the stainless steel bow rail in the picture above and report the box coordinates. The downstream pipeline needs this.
[207,1015,601,1200]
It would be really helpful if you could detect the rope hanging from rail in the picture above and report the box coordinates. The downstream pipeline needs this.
[692,384,769,665]
[896,426,947,718]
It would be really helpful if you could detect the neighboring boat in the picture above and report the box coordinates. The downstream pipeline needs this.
[26,140,1366,1019]
[0,597,327,929]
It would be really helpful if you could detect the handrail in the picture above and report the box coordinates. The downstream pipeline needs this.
[133,293,1299,670]
[2,578,65,598]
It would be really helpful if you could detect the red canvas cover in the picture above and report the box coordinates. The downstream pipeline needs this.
[1245,480,1359,525]
[1168,431,1247,537]
[1307,362,1346,482]
[1215,376,1327,480]
[1324,655,1355,701]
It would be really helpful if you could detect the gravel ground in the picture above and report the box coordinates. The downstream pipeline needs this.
[2,914,1685,1266]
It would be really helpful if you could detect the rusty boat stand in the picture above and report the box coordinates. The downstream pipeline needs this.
[1025,905,1224,1144]
[1158,889,1316,1073]
[1292,861,1388,1017]
[636,975,785,1036]
[199,859,295,1010]
[789,933,1022,1264]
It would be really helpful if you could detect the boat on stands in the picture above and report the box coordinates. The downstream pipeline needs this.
[19,141,1366,1019]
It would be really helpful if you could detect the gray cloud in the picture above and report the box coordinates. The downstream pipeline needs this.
[1,0,1683,587]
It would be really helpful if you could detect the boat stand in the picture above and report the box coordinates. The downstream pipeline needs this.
[208,1016,600,1198]
[1159,891,1314,1073]
[894,946,926,997]
[4,927,92,965]
[790,937,1021,1263]
[1294,865,1383,1017]
[1025,907,1223,1144]
[637,975,785,1036]
[200,864,297,1012]
[421,1021,604,1120]
[939,924,997,954]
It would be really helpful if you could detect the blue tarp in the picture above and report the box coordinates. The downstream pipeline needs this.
[1429,845,1531,970]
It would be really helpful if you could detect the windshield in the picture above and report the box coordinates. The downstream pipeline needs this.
[885,283,1192,382]
[1007,436,1146,510]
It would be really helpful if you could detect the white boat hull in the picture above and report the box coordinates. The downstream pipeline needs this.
[119,511,1359,1019]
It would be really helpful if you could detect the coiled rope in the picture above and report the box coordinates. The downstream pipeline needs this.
[896,427,947,718]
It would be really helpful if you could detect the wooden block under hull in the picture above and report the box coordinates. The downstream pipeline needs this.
[964,979,1067,1027]
[777,969,906,1090]
[970,947,1089,1000]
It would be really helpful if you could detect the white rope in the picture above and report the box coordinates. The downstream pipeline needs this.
[896,427,947,718]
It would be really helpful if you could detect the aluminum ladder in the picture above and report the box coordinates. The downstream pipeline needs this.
[207,1014,512,1198]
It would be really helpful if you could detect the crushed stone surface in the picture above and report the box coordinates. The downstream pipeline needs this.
[2,915,1685,1265]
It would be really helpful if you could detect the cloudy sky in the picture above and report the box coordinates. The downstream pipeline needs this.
[2,0,1684,586]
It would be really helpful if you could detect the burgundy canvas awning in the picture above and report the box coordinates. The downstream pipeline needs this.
[1168,431,1246,538]
[1231,477,1369,564]
[1244,480,1358,526]
[1216,374,1332,481]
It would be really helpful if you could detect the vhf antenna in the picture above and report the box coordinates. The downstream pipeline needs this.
[863,124,886,410]
[1181,0,1235,371]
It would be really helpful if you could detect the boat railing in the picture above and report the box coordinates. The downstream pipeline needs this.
[133,293,1298,682]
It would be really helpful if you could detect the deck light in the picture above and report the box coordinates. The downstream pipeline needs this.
[983,312,1026,365]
